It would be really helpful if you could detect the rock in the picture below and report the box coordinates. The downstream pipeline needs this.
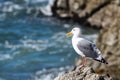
[52,0,120,28]
[54,66,112,80]
[96,18,120,79]
[75,17,120,79]
[52,0,120,79]
[88,1,120,28]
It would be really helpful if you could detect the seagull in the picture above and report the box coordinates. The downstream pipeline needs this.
[67,27,108,69]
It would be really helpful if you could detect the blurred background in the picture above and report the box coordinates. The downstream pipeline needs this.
[1,0,120,80]
[0,0,98,80]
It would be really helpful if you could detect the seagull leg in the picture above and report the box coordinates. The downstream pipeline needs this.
[83,57,86,66]
[77,57,86,69]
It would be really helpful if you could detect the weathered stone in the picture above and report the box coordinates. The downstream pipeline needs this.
[54,66,112,80]
[52,0,120,28]
[75,18,120,79]
[76,18,120,80]
[96,18,120,79]
[88,2,120,28]
[52,0,120,79]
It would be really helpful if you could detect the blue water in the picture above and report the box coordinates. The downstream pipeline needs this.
[0,0,98,80]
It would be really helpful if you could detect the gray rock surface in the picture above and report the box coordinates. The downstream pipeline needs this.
[54,66,112,80]
[52,0,120,28]
[52,0,120,79]
[75,17,120,79]
[96,18,120,79]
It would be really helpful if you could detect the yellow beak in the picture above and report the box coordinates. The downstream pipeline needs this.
[66,32,72,37]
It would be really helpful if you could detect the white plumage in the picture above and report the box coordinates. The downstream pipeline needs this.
[67,27,108,68]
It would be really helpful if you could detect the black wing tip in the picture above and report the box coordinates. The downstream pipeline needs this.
[94,58,108,64]
[104,61,108,64]
[102,58,108,64]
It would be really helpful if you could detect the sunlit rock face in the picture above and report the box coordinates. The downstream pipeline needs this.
[54,66,112,80]
[52,0,120,28]
[97,18,120,79]
[88,1,120,29]
[75,18,120,79]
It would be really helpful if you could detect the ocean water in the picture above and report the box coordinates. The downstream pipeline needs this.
[0,0,98,80]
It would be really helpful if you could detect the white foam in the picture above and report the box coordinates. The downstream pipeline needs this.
[34,66,72,80]
[25,0,48,4]
[0,54,12,61]
[4,38,49,53]
[64,24,70,28]
[40,5,53,16]
[2,32,65,57]
[0,1,23,12]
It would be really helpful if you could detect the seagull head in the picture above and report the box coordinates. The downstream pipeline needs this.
[67,27,81,37]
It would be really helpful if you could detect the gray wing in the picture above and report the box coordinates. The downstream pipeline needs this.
[77,39,100,59]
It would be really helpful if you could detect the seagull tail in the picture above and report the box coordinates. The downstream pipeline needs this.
[94,58,108,64]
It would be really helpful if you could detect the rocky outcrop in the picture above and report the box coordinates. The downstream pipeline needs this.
[75,17,120,79]
[52,0,120,79]
[54,66,112,80]
[96,18,120,79]
[52,0,120,28]
[88,1,120,29]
